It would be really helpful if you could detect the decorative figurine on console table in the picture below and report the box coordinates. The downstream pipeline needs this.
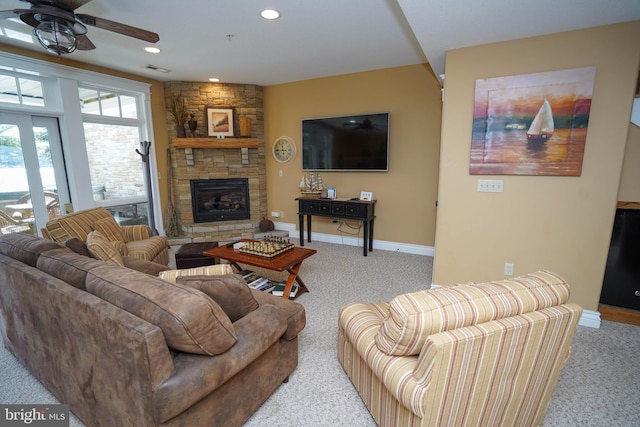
[299,172,325,195]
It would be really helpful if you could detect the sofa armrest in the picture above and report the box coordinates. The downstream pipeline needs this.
[120,225,152,241]
[153,304,288,423]
[250,289,306,340]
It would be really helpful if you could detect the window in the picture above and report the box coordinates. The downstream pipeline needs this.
[0,51,160,233]
[0,73,45,106]
[80,86,150,225]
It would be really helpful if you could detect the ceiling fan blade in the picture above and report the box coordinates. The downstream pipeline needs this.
[47,0,94,12]
[76,14,159,43]
[0,9,27,20]
[75,34,95,50]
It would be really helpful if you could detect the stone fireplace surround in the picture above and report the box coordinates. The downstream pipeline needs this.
[165,82,267,243]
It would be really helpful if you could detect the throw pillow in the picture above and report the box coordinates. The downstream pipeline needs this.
[158,264,234,283]
[86,231,125,266]
[92,216,128,243]
[175,274,259,322]
[64,237,91,257]
[86,264,236,355]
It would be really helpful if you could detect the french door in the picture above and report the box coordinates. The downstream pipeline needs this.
[0,112,69,236]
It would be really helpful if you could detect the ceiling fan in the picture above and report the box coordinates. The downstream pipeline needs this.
[0,0,159,55]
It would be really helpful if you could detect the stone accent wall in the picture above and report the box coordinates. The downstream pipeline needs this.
[164,81,266,243]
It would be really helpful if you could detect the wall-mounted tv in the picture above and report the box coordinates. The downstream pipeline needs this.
[302,112,389,171]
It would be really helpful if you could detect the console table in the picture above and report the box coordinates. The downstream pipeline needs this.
[296,196,376,256]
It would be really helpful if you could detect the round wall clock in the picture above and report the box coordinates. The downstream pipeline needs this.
[272,136,296,163]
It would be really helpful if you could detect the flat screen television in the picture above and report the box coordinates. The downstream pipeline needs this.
[302,112,389,171]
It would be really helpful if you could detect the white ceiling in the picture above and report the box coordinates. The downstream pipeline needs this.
[0,0,639,86]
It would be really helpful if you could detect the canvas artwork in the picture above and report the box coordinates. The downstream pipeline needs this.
[470,66,596,176]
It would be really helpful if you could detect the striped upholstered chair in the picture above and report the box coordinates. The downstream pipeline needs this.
[338,270,582,427]
[41,207,169,265]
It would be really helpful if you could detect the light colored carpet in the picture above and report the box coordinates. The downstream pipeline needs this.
[1,239,639,426]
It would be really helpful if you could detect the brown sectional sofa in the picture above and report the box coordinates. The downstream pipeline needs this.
[0,233,305,426]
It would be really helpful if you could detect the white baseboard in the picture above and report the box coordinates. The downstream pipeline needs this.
[578,309,601,328]
[273,222,434,256]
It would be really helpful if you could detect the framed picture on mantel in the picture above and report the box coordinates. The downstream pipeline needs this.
[206,107,234,137]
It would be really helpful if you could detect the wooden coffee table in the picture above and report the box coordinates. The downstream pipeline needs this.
[203,240,317,299]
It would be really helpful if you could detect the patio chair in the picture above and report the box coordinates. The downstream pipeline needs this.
[0,210,33,236]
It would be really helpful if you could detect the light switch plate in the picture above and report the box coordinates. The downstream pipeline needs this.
[477,179,504,193]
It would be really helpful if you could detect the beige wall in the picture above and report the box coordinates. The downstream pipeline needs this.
[618,122,640,201]
[263,64,442,246]
[434,21,640,311]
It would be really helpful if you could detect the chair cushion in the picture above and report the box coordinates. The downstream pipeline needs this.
[375,270,570,356]
[86,264,237,356]
[159,264,234,283]
[175,274,259,322]
[92,216,128,243]
[125,235,168,261]
[86,231,125,266]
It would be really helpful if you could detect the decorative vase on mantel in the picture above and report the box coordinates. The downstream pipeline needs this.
[176,125,186,138]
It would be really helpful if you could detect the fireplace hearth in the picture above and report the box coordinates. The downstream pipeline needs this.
[190,178,250,223]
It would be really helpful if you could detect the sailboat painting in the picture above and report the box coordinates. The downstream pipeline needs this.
[526,99,554,142]
[470,66,596,176]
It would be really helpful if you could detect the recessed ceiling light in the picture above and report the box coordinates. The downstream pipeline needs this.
[209,78,220,82]
[260,9,280,20]
[144,47,161,54]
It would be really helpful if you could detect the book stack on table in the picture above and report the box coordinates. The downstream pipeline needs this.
[240,270,299,297]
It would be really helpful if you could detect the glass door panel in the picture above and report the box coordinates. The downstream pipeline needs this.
[0,113,68,236]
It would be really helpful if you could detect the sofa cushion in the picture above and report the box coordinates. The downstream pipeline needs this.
[86,231,125,266]
[92,216,128,243]
[86,264,237,355]
[37,248,105,289]
[0,233,62,267]
[159,264,233,283]
[175,274,259,322]
[375,270,571,356]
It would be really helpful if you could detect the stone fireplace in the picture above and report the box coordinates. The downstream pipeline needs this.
[165,81,266,243]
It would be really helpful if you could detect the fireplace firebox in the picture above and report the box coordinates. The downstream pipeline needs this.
[190,178,250,223]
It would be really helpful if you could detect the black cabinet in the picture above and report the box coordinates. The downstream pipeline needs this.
[296,197,376,256]
[600,208,640,310]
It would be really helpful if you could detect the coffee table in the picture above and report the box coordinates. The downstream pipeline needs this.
[203,240,317,299]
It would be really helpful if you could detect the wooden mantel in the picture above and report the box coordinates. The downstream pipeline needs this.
[172,137,259,149]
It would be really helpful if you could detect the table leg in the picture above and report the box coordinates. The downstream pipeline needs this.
[306,215,312,242]
[298,213,304,246]
[282,262,309,299]
[369,218,375,252]
[363,220,368,256]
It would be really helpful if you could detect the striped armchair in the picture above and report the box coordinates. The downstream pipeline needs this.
[338,271,582,427]
[41,207,169,265]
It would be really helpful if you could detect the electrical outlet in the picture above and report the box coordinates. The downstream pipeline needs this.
[271,211,280,218]
[478,179,504,193]
[279,211,284,218]
[504,262,514,276]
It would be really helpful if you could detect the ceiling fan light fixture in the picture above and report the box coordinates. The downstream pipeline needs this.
[34,19,77,55]
[145,46,161,54]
